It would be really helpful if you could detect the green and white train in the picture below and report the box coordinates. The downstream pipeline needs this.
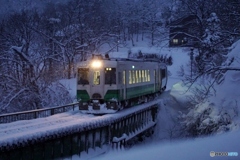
[77,54,167,114]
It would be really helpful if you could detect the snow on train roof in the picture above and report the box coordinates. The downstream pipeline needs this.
[108,52,129,58]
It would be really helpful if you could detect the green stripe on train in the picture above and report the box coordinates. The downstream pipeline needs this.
[126,84,155,99]
[78,84,158,102]
[77,90,90,102]
[104,84,156,101]
[104,90,120,101]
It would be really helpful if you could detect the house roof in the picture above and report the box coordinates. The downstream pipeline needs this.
[170,15,198,26]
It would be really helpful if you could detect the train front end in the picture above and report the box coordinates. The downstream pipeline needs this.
[77,55,119,114]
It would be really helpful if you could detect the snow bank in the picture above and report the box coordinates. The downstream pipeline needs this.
[96,129,240,160]
[59,78,77,100]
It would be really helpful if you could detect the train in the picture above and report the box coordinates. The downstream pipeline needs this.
[77,54,167,114]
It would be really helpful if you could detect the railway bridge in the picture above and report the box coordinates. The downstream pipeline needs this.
[0,100,161,160]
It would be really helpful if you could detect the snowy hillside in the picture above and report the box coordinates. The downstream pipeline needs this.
[96,129,240,160]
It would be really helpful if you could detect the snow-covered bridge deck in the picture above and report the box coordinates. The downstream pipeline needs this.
[0,99,161,160]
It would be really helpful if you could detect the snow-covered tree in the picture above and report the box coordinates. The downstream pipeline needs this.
[180,101,236,137]
[0,10,72,113]
[202,13,223,53]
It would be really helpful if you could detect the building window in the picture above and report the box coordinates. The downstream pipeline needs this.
[173,39,178,44]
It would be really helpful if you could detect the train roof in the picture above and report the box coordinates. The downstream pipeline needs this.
[86,54,166,63]
[77,54,167,68]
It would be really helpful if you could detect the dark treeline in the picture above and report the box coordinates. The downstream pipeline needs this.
[0,0,239,113]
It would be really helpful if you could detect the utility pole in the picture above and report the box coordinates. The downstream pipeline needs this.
[190,48,194,82]
[117,40,119,52]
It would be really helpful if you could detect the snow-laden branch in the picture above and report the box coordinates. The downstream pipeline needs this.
[11,47,34,66]
[0,74,19,84]
[27,26,65,48]
[180,64,240,95]
[205,66,240,73]
[1,88,29,110]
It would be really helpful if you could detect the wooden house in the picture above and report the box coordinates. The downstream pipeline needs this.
[169,15,199,47]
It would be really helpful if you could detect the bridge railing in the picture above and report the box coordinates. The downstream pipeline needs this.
[0,103,159,160]
[0,102,79,124]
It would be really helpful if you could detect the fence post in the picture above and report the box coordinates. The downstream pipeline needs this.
[51,109,54,115]
[34,111,38,119]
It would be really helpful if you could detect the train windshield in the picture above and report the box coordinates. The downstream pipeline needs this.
[93,71,100,85]
[105,68,116,85]
[78,68,89,85]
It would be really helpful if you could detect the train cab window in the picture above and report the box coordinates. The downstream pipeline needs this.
[93,71,100,85]
[105,68,116,85]
[78,68,89,85]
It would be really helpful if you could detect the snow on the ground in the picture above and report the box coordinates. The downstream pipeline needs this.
[96,129,240,160]
[59,78,77,100]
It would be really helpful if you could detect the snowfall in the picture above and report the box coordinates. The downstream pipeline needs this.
[0,39,240,160]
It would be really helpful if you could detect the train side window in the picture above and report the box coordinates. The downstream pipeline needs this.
[147,70,150,81]
[78,68,89,85]
[132,70,135,83]
[93,71,100,85]
[135,71,138,83]
[123,71,125,84]
[129,70,132,84]
[142,70,145,82]
[138,70,141,83]
[145,70,147,82]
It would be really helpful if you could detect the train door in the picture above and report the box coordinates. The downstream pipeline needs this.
[159,68,162,91]
[161,68,166,90]
[90,69,104,99]
[122,70,126,99]
[154,69,157,92]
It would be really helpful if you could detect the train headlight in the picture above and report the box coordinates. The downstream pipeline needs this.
[91,60,102,68]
